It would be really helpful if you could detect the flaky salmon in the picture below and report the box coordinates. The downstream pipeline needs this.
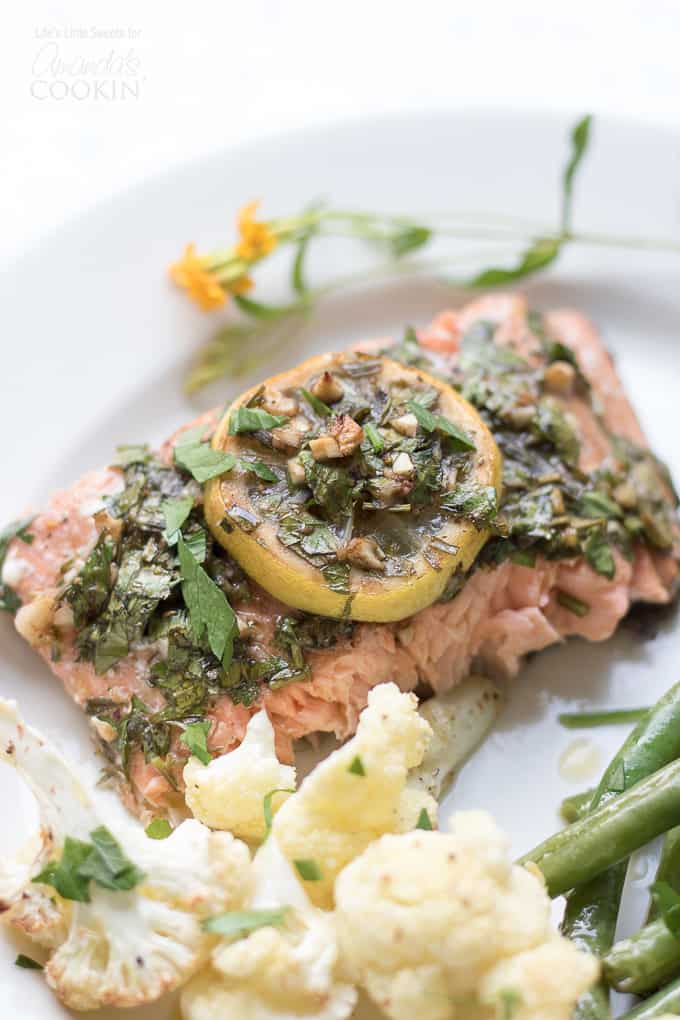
[3,294,678,818]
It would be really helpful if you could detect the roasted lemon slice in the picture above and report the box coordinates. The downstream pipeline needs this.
[204,351,501,622]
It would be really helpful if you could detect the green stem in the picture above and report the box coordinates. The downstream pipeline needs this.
[558,709,650,729]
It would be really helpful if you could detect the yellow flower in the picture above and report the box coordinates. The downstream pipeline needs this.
[231,274,254,294]
[169,244,227,311]
[235,200,277,262]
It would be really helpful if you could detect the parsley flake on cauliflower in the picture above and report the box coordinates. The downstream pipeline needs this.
[182,830,357,1020]
[0,698,252,1011]
[334,810,599,1020]
[272,682,436,908]
[184,709,296,842]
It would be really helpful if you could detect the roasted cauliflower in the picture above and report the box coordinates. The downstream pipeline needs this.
[272,682,436,907]
[184,709,296,843]
[0,698,252,1011]
[334,811,599,1020]
[181,831,356,1020]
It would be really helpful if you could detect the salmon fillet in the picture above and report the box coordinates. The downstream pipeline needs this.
[3,294,678,818]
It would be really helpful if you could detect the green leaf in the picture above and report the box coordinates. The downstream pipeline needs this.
[180,720,213,765]
[294,858,323,882]
[583,530,616,580]
[15,954,43,970]
[78,826,145,892]
[263,787,296,835]
[202,907,290,937]
[239,458,279,482]
[579,491,622,520]
[228,407,288,434]
[173,431,236,484]
[556,589,590,617]
[561,114,593,233]
[405,400,475,451]
[161,496,194,544]
[390,225,432,258]
[300,387,332,418]
[510,548,536,567]
[348,755,366,776]
[183,527,208,563]
[558,708,649,729]
[652,881,680,939]
[34,837,94,903]
[364,422,384,453]
[467,237,562,288]
[145,817,172,840]
[112,444,150,468]
[415,807,433,831]
[440,484,498,526]
[322,561,351,594]
[233,294,296,320]
[178,536,237,667]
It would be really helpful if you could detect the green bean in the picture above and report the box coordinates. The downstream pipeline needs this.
[560,681,680,1018]
[560,789,594,824]
[592,681,680,812]
[601,828,680,995]
[520,758,680,897]
[603,918,680,994]
[617,973,680,1020]
[560,866,625,1019]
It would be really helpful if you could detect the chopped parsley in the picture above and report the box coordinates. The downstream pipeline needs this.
[415,807,433,830]
[228,407,288,433]
[173,426,237,482]
[239,458,279,482]
[202,907,290,937]
[441,483,498,527]
[556,590,590,617]
[145,817,172,839]
[300,387,332,418]
[405,399,475,450]
[180,719,213,765]
[263,787,296,835]
[15,954,43,970]
[161,495,194,544]
[294,858,323,881]
[347,755,366,776]
[178,536,237,667]
[35,827,144,902]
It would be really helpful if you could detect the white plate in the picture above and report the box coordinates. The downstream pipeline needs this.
[0,110,678,1018]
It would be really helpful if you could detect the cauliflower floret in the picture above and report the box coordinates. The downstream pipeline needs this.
[479,938,600,1020]
[272,682,434,907]
[334,811,598,1020]
[0,698,252,1011]
[184,710,295,842]
[181,834,356,1020]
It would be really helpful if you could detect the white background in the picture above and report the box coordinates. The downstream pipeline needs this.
[2,0,680,262]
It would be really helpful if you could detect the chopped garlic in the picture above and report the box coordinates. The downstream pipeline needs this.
[390,413,418,437]
[392,452,415,476]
